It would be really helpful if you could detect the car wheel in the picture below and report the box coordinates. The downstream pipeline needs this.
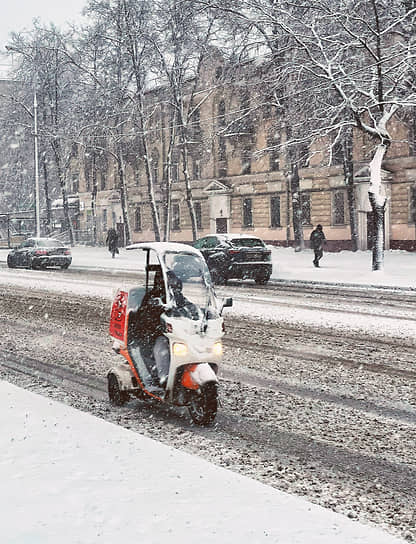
[255,273,271,285]
[108,373,129,406]
[60,263,70,270]
[27,257,33,270]
[7,255,15,268]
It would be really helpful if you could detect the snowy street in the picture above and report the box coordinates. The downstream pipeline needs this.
[2,244,416,288]
[0,246,415,542]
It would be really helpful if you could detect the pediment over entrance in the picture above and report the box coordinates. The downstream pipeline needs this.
[203,180,232,193]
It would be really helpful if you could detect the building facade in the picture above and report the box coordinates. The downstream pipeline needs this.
[75,61,416,251]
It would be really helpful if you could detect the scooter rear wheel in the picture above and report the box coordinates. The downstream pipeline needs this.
[108,373,129,406]
[188,382,218,426]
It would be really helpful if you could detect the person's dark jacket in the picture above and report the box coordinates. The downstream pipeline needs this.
[310,228,326,250]
[106,228,118,251]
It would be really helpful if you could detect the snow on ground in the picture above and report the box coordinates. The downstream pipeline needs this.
[1,244,416,289]
[0,381,405,544]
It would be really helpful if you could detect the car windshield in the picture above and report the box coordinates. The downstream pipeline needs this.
[36,239,65,248]
[230,237,264,248]
[163,252,218,320]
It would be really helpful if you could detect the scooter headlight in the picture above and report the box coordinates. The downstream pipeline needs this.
[212,342,223,356]
[173,342,188,356]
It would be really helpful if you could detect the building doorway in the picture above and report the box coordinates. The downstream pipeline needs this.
[215,218,227,234]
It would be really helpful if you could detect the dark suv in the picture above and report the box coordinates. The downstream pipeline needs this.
[194,234,272,285]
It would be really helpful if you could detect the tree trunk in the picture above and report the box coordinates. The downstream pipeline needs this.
[368,143,387,271]
[137,95,161,241]
[51,140,74,246]
[91,150,98,246]
[163,111,176,242]
[343,129,358,251]
[290,164,304,251]
[116,146,131,246]
[368,193,385,270]
[40,150,52,235]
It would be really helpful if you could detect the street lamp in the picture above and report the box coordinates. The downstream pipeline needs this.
[5,45,41,238]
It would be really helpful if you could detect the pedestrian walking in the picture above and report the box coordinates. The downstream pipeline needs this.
[310,224,326,267]
[106,228,119,258]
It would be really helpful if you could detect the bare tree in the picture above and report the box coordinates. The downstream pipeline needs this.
[151,0,221,241]
[6,25,86,246]
[263,0,416,269]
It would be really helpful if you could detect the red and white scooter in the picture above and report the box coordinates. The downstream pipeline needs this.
[108,242,232,425]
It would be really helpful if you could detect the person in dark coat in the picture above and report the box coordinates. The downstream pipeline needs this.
[106,228,119,258]
[310,224,326,267]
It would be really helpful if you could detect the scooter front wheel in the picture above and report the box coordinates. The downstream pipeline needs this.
[108,373,129,406]
[188,382,218,426]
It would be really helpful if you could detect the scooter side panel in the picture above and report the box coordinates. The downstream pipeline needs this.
[109,290,128,345]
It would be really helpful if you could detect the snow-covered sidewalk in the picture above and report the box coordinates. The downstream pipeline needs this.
[0,381,405,544]
[3,244,415,289]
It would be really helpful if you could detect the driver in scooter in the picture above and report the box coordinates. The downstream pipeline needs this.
[151,270,200,387]
[128,269,165,371]
[166,270,200,320]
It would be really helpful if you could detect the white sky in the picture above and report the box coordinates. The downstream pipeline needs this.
[0,1,87,75]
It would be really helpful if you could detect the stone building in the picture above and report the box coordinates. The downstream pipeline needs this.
[75,61,416,251]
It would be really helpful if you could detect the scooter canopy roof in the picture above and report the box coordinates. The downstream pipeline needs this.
[126,242,202,258]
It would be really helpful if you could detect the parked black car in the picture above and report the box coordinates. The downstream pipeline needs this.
[194,234,272,285]
[7,237,72,270]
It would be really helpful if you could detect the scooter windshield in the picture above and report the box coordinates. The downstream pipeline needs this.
[163,252,218,320]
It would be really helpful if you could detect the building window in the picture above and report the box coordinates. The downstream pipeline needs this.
[134,207,142,231]
[333,191,346,225]
[100,172,106,191]
[218,136,226,163]
[72,173,79,194]
[241,147,252,175]
[191,109,201,142]
[243,198,253,227]
[112,211,117,227]
[86,172,91,192]
[298,143,310,168]
[171,161,179,182]
[172,203,180,231]
[331,140,344,165]
[102,209,107,232]
[268,132,280,171]
[193,158,201,180]
[300,193,311,225]
[410,185,416,223]
[409,108,416,156]
[194,201,202,230]
[270,196,281,227]
[218,100,226,124]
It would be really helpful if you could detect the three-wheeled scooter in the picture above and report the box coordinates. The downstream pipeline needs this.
[108,242,232,425]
